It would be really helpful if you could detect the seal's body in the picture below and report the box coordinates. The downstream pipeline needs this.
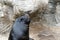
[8,14,30,40]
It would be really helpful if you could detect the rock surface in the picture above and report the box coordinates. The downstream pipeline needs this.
[0,0,60,40]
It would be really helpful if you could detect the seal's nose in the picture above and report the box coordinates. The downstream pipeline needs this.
[24,14,30,18]
[24,10,31,18]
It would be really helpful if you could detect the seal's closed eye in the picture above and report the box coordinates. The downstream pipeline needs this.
[21,18,24,21]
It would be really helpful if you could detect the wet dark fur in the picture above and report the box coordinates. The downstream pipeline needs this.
[8,14,30,40]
